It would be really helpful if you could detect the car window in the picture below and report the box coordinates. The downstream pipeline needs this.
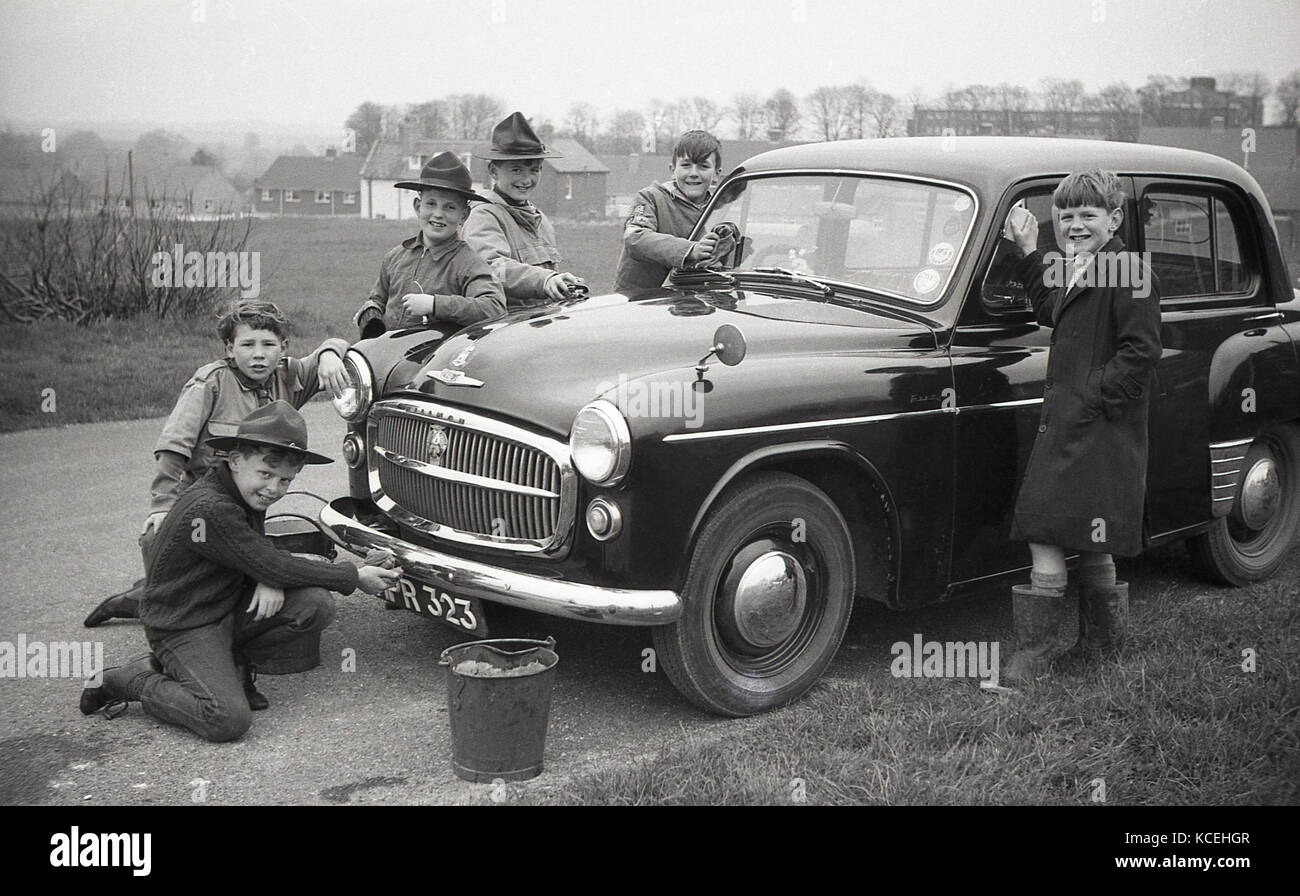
[1141,190,1251,298]
[699,174,976,304]
[980,190,1056,313]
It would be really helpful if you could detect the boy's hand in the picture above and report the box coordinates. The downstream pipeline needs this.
[317,350,348,398]
[400,293,435,319]
[247,582,285,621]
[357,564,403,596]
[543,272,584,300]
[1004,203,1038,255]
[687,232,721,266]
[141,511,167,536]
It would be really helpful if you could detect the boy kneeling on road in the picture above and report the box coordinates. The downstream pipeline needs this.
[80,401,401,742]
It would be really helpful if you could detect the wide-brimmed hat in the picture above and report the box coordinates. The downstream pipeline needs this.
[206,400,333,465]
[394,151,490,202]
[473,112,562,161]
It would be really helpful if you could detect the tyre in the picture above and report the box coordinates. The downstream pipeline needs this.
[1189,423,1300,586]
[654,471,855,716]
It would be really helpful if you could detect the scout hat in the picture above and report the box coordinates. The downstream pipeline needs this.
[206,400,333,465]
[394,151,490,202]
[474,112,562,161]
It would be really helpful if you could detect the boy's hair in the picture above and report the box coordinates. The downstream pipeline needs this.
[227,440,305,469]
[217,300,290,343]
[1053,169,1124,211]
[672,130,722,168]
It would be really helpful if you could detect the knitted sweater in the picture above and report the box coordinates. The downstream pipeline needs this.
[140,464,360,633]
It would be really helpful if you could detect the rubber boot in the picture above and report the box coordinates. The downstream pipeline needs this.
[1077,582,1129,656]
[84,581,143,627]
[241,664,269,711]
[1003,584,1075,683]
[79,653,161,717]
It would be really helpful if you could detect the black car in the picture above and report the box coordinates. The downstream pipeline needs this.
[321,137,1300,716]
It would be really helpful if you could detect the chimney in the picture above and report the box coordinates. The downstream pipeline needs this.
[325,146,337,159]
[1189,76,1216,92]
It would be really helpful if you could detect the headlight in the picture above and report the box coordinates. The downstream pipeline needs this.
[569,400,631,486]
[330,351,374,423]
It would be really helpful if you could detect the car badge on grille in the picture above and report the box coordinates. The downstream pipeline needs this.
[423,368,484,387]
[426,425,450,465]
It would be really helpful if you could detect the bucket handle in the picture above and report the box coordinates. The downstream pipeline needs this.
[438,636,556,667]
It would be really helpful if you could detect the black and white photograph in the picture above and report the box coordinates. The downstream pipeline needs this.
[0,0,1296,842]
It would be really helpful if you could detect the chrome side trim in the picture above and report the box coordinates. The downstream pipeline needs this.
[1209,437,1253,518]
[662,398,1044,443]
[318,502,680,626]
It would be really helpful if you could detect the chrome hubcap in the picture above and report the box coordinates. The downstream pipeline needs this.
[1238,457,1281,530]
[729,550,808,648]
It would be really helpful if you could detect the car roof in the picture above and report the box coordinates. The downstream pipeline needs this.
[734,137,1259,200]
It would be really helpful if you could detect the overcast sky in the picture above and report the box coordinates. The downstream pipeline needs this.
[2,0,1297,133]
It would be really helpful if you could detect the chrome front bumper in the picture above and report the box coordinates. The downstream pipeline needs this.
[318,500,682,626]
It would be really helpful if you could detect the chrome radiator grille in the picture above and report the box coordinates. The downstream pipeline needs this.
[367,400,574,554]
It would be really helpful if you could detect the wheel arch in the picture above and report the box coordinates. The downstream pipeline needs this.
[682,441,901,608]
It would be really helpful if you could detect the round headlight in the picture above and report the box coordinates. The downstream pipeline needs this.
[569,400,631,486]
[331,351,374,424]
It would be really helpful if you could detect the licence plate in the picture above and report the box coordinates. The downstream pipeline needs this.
[382,576,488,636]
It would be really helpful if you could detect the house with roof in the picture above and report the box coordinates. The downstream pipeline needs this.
[132,164,246,218]
[253,149,363,216]
[0,161,83,216]
[360,132,607,220]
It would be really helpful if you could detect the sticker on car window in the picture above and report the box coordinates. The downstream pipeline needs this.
[952,196,972,212]
[913,269,942,294]
[928,242,955,265]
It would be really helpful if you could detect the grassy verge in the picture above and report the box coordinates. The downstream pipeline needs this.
[524,549,1299,805]
[1,218,622,432]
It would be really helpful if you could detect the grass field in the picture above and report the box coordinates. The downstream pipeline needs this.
[0,216,623,432]
[522,544,1299,805]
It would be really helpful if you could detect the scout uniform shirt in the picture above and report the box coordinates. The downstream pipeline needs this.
[354,233,505,332]
[150,338,348,515]
[462,190,563,307]
[614,180,713,293]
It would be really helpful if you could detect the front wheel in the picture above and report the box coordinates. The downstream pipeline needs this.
[654,472,855,716]
[1189,423,1300,586]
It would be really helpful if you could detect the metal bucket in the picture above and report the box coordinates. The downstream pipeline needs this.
[437,637,558,783]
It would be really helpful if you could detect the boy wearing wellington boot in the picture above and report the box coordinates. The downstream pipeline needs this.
[1001,169,1162,681]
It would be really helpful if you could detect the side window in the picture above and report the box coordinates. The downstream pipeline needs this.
[980,190,1055,313]
[1141,190,1251,299]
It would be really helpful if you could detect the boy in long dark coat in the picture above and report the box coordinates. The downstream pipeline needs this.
[1002,169,1162,682]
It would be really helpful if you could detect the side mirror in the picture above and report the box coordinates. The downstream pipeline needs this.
[713,324,747,366]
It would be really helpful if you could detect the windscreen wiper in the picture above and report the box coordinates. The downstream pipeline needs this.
[749,267,835,297]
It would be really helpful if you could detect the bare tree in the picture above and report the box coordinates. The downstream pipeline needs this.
[731,92,766,140]
[806,86,848,141]
[564,102,600,145]
[447,94,505,140]
[686,96,725,132]
[345,101,386,154]
[1098,82,1138,113]
[1136,75,1186,125]
[601,109,647,153]
[1276,69,1300,127]
[408,100,449,140]
[765,89,801,140]
[1217,71,1270,125]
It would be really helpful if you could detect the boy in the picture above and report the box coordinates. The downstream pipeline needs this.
[614,130,724,294]
[354,151,505,337]
[84,300,350,627]
[1001,169,1162,682]
[462,112,585,307]
[80,401,402,742]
